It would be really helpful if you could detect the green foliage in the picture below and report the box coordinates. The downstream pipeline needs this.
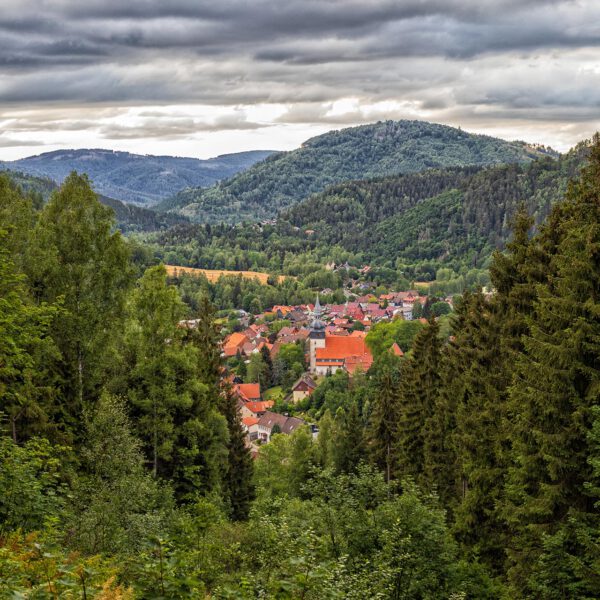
[28,172,133,432]
[368,352,402,483]
[502,135,600,596]
[397,318,442,482]
[0,436,67,534]
[67,394,173,556]
[220,384,255,521]
[0,233,58,443]
[165,120,553,223]
[366,318,424,357]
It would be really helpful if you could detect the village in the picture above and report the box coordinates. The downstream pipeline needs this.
[217,288,453,452]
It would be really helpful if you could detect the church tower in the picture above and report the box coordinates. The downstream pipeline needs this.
[309,294,326,373]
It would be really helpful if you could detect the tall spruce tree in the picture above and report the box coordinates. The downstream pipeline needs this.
[219,383,255,521]
[396,317,442,482]
[449,290,510,572]
[503,135,600,596]
[332,400,366,474]
[367,351,402,483]
[114,265,227,497]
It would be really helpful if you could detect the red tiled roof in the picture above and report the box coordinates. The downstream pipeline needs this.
[242,416,259,427]
[234,383,261,402]
[344,353,374,375]
[244,400,274,414]
[224,332,249,350]
[316,335,370,361]
[390,342,404,356]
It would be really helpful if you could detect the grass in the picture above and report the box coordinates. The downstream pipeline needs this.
[263,386,285,402]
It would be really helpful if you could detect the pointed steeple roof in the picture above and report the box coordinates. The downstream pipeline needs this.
[310,293,325,336]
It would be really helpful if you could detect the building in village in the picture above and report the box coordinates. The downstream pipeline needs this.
[257,411,305,443]
[291,374,317,403]
[308,295,373,376]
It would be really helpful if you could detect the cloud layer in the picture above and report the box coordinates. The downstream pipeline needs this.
[1,0,599,157]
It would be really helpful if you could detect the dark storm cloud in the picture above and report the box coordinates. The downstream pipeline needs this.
[0,0,598,144]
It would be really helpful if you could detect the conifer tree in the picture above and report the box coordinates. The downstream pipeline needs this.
[396,317,441,481]
[219,383,255,521]
[367,352,402,483]
[332,401,366,474]
[503,134,600,596]
[115,265,228,497]
[450,290,510,572]
[260,344,273,388]
[422,291,491,510]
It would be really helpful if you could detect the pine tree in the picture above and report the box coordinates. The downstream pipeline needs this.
[332,401,366,474]
[396,317,441,482]
[367,352,402,483]
[260,345,273,388]
[503,135,600,596]
[450,290,510,572]
[115,264,227,498]
[423,292,477,507]
[219,383,255,521]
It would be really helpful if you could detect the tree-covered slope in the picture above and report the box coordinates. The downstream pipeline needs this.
[1,148,274,206]
[160,120,556,223]
[0,168,187,232]
[282,148,583,267]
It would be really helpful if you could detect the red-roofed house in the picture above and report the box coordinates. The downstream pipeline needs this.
[312,334,373,376]
[240,400,274,419]
[344,353,374,376]
[241,416,260,440]
[234,383,261,402]
[223,332,250,357]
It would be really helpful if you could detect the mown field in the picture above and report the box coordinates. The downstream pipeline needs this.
[165,264,287,284]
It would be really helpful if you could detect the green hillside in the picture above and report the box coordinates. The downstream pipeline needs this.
[149,144,584,291]
[159,120,556,223]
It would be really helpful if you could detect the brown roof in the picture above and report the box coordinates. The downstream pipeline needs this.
[258,411,305,434]
[292,374,317,391]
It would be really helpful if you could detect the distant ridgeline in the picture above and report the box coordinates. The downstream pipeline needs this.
[158,120,557,223]
[0,169,188,232]
[0,148,274,206]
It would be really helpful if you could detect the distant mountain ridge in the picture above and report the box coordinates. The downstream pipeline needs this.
[1,168,188,232]
[0,148,274,206]
[157,120,557,223]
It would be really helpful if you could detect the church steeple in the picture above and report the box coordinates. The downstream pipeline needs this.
[310,293,326,339]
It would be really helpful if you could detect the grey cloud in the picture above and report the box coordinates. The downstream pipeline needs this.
[98,115,267,140]
[0,136,45,147]
[0,0,598,152]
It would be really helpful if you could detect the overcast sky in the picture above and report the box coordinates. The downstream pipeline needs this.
[1,0,599,160]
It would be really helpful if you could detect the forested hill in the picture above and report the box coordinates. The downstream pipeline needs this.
[282,147,583,267]
[154,145,585,285]
[158,120,556,223]
[0,148,273,206]
[0,169,187,232]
